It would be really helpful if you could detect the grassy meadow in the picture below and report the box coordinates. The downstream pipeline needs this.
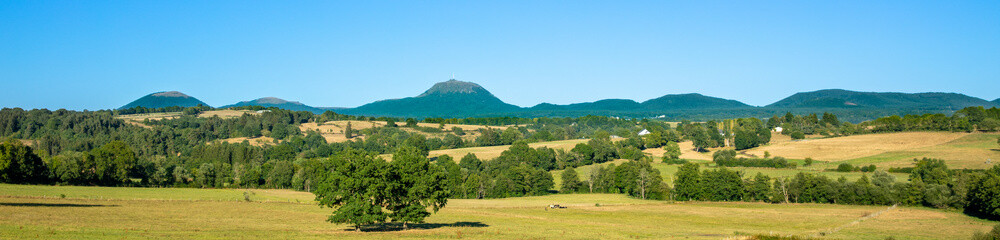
[1,184,994,239]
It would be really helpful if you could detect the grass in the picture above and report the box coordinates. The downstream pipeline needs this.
[0,184,313,203]
[1,184,994,239]
[300,121,518,144]
[745,132,970,162]
[423,139,588,161]
[839,133,1000,169]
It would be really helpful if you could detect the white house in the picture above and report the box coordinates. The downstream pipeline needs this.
[638,129,651,136]
[773,127,783,133]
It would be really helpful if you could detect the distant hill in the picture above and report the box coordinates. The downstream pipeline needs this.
[120,91,210,109]
[640,93,752,110]
[993,98,1000,104]
[767,89,999,109]
[530,99,641,112]
[528,94,751,113]
[340,79,521,118]
[221,97,323,113]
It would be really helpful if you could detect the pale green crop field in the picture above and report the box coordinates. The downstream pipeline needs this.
[1,184,994,239]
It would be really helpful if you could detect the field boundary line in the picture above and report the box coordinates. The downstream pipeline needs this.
[815,204,897,237]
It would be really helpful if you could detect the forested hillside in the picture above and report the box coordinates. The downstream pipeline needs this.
[120,91,210,109]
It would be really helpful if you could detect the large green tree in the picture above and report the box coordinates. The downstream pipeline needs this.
[674,163,701,201]
[966,165,1000,220]
[388,146,449,229]
[90,140,138,186]
[560,167,582,193]
[0,140,48,184]
[315,149,395,231]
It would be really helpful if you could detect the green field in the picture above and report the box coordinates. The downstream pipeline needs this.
[1,184,994,239]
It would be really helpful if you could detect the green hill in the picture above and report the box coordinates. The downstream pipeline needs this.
[767,89,998,109]
[640,93,752,110]
[529,99,642,112]
[340,79,521,118]
[120,91,210,109]
[221,97,323,113]
[526,94,751,116]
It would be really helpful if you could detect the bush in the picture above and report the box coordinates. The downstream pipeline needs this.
[715,156,794,168]
[790,131,806,140]
[836,163,855,172]
[971,223,1000,240]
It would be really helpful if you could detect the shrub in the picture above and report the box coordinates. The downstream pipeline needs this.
[836,163,855,172]
[790,131,806,140]
[971,223,1000,240]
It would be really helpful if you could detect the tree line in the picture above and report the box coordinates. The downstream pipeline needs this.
[671,158,1000,221]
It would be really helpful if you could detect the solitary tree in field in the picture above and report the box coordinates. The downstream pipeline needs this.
[662,141,681,162]
[316,149,393,231]
[315,147,448,231]
[344,121,353,139]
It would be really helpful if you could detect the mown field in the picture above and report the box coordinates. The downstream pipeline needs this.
[299,120,518,144]
[555,132,999,188]
[1,184,994,239]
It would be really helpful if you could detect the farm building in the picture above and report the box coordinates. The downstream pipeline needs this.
[638,129,651,136]
[773,127,783,133]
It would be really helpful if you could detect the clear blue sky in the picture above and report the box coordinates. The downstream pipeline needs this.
[2,1,998,110]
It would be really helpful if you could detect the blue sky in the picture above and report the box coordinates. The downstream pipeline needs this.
[2,1,998,110]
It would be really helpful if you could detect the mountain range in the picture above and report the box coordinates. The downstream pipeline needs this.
[119,80,1000,121]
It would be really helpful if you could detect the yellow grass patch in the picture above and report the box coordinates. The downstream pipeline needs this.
[842,133,1000,169]
[213,136,280,146]
[745,132,970,162]
[0,185,993,239]
[299,121,512,144]
[642,141,716,161]
[197,110,258,119]
[426,139,589,161]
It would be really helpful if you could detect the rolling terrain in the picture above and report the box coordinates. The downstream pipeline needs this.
[1,184,993,239]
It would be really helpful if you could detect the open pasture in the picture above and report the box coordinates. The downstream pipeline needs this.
[299,121,515,143]
[196,109,259,119]
[428,139,588,161]
[0,184,993,239]
[212,136,281,146]
[744,132,971,162]
[840,133,1000,169]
